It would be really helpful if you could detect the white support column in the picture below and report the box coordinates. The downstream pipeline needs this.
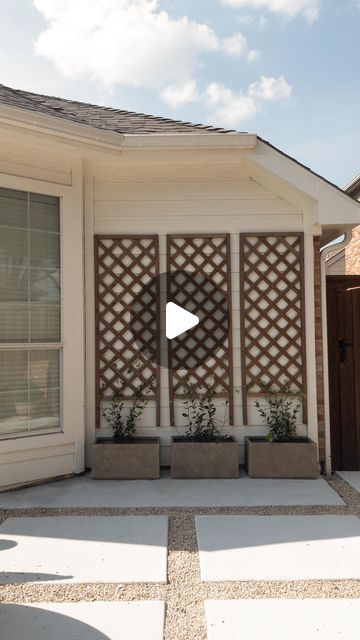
[303,230,318,445]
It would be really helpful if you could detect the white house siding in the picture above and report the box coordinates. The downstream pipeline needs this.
[86,156,318,467]
[0,133,324,485]
[0,137,85,489]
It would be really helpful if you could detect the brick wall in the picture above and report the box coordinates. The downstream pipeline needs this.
[345,225,360,274]
[314,236,326,468]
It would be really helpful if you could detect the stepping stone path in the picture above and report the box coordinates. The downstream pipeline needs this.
[0,472,344,508]
[205,599,360,640]
[196,515,360,581]
[0,516,168,584]
[0,472,359,639]
[0,601,165,640]
[338,471,360,494]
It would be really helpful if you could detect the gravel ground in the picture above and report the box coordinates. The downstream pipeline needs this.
[0,472,359,640]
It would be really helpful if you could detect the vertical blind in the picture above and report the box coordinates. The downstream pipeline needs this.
[0,187,61,435]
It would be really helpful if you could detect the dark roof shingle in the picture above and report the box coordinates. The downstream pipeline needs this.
[0,83,236,135]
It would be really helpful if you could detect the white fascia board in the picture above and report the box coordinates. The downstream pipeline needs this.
[0,102,256,152]
[250,139,360,226]
[0,103,125,150]
[343,172,360,197]
[121,133,257,149]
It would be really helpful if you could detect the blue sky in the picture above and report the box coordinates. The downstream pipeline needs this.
[0,0,359,186]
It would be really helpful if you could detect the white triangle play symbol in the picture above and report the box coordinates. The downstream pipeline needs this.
[166,302,199,339]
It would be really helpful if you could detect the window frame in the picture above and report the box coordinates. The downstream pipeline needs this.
[0,187,63,440]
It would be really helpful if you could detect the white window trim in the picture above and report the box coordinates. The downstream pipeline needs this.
[0,185,63,439]
[0,167,85,475]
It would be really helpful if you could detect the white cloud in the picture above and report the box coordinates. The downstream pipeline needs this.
[246,48,261,62]
[248,75,292,100]
[204,75,292,125]
[205,83,258,123]
[221,0,320,23]
[221,32,247,56]
[237,14,267,27]
[32,0,254,93]
[259,15,268,28]
[160,81,199,107]
[31,0,291,126]
[33,0,220,89]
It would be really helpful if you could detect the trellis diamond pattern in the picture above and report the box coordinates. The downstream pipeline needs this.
[240,233,307,425]
[167,234,233,426]
[95,235,160,427]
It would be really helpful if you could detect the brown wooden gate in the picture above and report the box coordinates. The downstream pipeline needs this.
[327,276,360,470]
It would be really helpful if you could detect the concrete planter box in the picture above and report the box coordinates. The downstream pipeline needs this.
[171,436,239,479]
[245,436,319,479]
[92,437,160,480]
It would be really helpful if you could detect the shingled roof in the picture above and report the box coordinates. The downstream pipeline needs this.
[0,83,236,135]
[1,83,359,204]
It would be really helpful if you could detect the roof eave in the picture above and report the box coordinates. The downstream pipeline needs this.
[343,172,360,197]
[250,137,360,228]
[0,102,126,150]
[0,102,257,152]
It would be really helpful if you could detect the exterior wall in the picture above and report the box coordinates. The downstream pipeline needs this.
[325,249,346,275]
[325,227,360,276]
[85,157,320,467]
[0,134,326,485]
[345,225,360,274]
[0,138,85,489]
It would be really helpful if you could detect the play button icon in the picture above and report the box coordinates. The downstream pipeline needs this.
[166,302,199,340]
[131,270,228,370]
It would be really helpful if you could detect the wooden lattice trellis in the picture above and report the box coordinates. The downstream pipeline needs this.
[167,234,233,426]
[240,232,307,425]
[95,235,160,427]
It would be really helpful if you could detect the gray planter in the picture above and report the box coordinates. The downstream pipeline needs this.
[92,437,160,480]
[171,436,239,479]
[245,436,319,479]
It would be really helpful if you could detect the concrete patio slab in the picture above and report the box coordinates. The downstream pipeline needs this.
[205,599,360,640]
[0,516,168,584]
[0,470,344,507]
[338,471,360,493]
[196,515,360,581]
[0,601,165,640]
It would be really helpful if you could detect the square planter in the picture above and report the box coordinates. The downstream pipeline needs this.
[171,436,239,479]
[245,436,319,479]
[92,437,160,480]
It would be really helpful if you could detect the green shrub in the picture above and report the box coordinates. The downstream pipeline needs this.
[102,362,153,441]
[255,381,302,442]
[181,375,230,442]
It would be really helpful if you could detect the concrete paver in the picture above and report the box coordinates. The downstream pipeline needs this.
[205,599,360,639]
[196,515,360,581]
[0,470,344,507]
[0,601,165,640]
[0,516,168,584]
[338,471,360,494]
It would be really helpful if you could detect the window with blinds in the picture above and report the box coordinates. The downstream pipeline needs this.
[0,187,61,436]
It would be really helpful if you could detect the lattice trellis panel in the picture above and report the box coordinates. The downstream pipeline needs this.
[240,232,307,425]
[167,234,233,426]
[95,235,160,427]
